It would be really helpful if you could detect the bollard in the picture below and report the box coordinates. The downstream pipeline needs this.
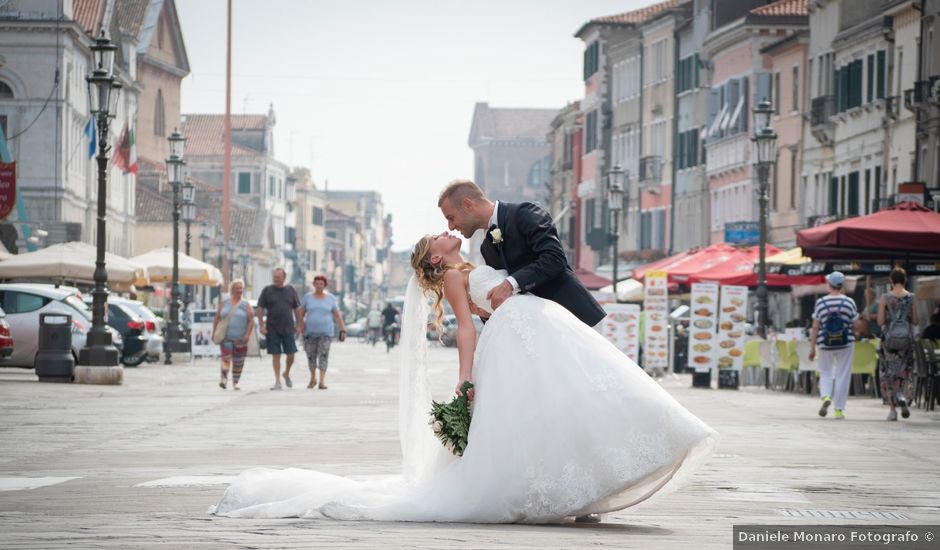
[35,313,75,383]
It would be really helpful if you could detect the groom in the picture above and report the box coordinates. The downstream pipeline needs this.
[438,179,605,328]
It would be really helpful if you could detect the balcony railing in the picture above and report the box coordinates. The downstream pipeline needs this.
[638,155,662,187]
[810,95,834,126]
[885,95,900,119]
[904,80,931,112]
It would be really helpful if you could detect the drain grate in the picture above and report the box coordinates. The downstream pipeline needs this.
[777,509,909,520]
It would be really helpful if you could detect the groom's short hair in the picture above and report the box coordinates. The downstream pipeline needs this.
[439,179,485,207]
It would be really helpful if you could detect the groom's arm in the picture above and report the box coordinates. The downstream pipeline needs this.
[510,202,567,293]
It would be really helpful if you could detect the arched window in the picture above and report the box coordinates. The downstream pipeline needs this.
[0,81,13,99]
[154,89,165,136]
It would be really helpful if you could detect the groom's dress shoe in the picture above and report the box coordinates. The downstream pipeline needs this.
[574,514,602,523]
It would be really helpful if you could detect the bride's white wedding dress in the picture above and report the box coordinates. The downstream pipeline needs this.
[211,266,718,523]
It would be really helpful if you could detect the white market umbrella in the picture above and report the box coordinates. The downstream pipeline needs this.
[131,247,223,286]
[0,241,148,288]
[598,278,645,302]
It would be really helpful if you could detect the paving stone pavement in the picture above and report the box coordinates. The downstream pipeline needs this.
[1,340,938,549]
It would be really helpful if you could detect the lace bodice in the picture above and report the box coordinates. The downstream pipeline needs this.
[468,266,509,315]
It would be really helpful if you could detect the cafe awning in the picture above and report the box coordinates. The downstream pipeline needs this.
[797,201,940,259]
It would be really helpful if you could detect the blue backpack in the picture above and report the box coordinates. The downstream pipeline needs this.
[822,298,850,347]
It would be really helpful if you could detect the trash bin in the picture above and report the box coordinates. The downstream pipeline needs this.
[35,313,75,383]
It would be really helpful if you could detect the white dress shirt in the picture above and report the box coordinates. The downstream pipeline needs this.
[488,201,519,294]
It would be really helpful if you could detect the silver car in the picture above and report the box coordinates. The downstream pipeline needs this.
[0,283,123,368]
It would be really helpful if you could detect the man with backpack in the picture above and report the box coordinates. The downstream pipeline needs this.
[809,271,858,419]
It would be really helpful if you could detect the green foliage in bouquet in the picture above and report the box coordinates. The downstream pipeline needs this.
[429,381,473,456]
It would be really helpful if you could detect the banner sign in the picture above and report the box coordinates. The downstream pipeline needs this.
[600,303,641,364]
[190,309,218,357]
[0,161,15,220]
[643,271,669,372]
[688,282,719,373]
[716,285,748,370]
[725,221,760,245]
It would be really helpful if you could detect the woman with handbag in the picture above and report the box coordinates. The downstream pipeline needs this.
[877,268,919,421]
[213,279,255,390]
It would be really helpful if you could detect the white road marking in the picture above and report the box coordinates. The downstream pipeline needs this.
[0,476,80,492]
[135,475,235,488]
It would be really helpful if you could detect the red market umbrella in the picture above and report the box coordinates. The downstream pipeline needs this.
[574,268,611,291]
[635,244,752,285]
[797,201,940,259]
[689,245,824,287]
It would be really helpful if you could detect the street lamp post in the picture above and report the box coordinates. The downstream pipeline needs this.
[751,100,777,339]
[239,246,250,282]
[226,239,236,283]
[164,130,188,364]
[77,31,123,383]
[607,163,625,301]
[199,222,210,308]
[181,180,196,312]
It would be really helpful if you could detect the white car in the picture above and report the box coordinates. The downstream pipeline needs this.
[0,283,123,368]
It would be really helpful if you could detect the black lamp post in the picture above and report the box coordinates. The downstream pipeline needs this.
[226,238,236,283]
[78,31,122,378]
[751,100,777,338]
[199,222,210,308]
[164,129,188,363]
[181,180,196,311]
[239,246,250,282]
[607,163,625,302]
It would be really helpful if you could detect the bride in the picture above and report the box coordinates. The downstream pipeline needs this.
[210,233,718,523]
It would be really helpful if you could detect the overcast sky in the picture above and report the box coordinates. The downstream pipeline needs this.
[176,0,645,251]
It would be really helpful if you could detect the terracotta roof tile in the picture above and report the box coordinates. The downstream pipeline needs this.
[750,0,808,17]
[72,0,104,35]
[114,0,150,37]
[588,0,679,26]
[181,114,267,157]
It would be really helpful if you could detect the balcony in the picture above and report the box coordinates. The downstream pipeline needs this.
[903,80,931,112]
[809,95,835,147]
[638,155,662,190]
[885,95,900,119]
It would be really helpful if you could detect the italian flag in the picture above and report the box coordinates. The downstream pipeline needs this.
[127,126,137,176]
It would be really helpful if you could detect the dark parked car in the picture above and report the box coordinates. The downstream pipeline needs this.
[104,302,149,367]
[441,315,484,347]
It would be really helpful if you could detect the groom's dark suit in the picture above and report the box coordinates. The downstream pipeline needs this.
[479,201,605,327]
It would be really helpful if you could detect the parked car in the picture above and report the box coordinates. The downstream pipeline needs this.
[345,316,369,338]
[441,315,484,347]
[0,306,14,360]
[0,283,123,368]
[84,296,163,365]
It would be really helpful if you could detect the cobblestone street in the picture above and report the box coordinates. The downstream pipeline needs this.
[1,341,939,549]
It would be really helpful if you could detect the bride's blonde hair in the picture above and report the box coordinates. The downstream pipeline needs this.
[411,236,473,336]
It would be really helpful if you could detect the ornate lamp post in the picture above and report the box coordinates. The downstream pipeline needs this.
[199,222,210,308]
[607,163,625,301]
[78,31,123,382]
[239,246,250,282]
[181,180,196,311]
[751,100,777,338]
[226,238,236,283]
[164,129,188,363]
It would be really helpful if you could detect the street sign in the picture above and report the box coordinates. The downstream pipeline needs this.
[724,221,759,244]
[0,161,15,220]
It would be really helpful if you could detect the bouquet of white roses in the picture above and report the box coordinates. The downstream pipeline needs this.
[429,381,473,456]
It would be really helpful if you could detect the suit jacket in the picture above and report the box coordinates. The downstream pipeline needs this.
[479,201,605,327]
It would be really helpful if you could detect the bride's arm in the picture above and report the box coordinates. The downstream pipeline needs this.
[443,269,476,398]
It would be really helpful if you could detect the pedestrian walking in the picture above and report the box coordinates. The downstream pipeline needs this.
[877,267,919,421]
[213,279,254,391]
[299,275,346,389]
[256,267,302,390]
[366,307,382,345]
[809,271,858,420]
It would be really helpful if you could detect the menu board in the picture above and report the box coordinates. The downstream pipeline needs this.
[716,285,748,370]
[191,310,219,358]
[687,283,719,373]
[600,303,641,363]
[643,271,669,372]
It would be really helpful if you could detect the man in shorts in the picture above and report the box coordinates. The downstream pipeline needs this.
[256,267,302,390]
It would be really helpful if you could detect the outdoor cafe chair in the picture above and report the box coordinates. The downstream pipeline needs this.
[741,339,763,386]
[913,340,940,411]
[771,340,797,391]
[759,340,775,389]
[850,340,879,398]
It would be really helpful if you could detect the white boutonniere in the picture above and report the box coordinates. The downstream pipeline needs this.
[489,228,503,244]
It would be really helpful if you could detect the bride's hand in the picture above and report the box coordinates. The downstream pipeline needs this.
[455,380,474,401]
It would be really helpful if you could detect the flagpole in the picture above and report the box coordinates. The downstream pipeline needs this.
[222,0,232,286]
